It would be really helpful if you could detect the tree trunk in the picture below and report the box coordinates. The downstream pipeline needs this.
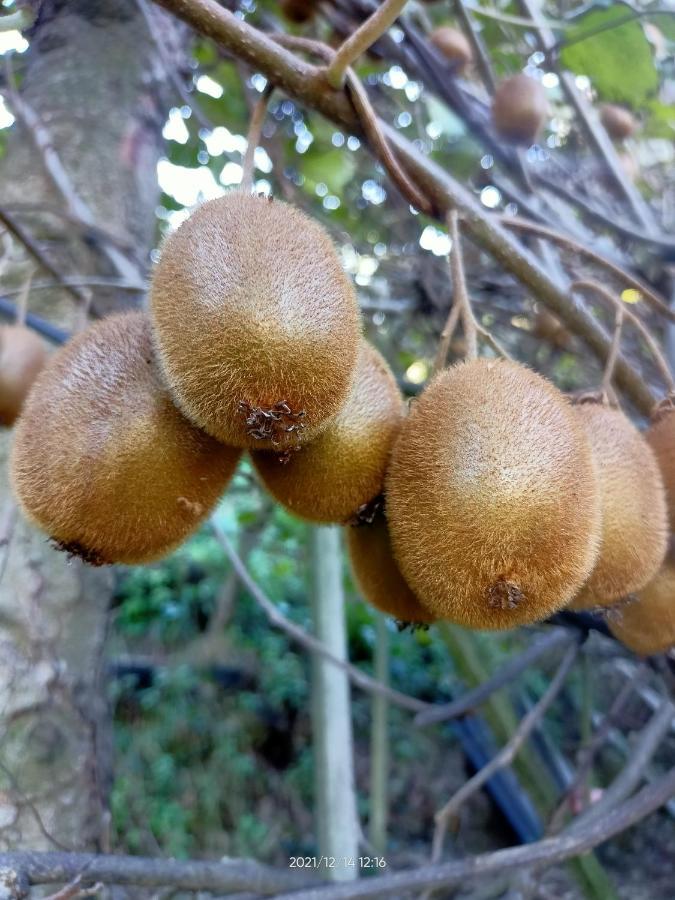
[0,0,171,851]
[309,526,359,881]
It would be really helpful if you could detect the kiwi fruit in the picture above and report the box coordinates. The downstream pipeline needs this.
[252,341,403,524]
[0,325,48,427]
[492,74,548,144]
[600,104,637,141]
[280,0,315,23]
[430,26,473,73]
[150,192,360,451]
[347,509,435,624]
[568,402,667,610]
[386,358,601,630]
[609,558,675,655]
[532,306,572,351]
[11,312,241,566]
[646,406,675,527]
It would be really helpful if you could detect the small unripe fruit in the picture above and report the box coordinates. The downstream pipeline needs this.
[646,405,675,527]
[280,0,315,23]
[569,403,668,610]
[347,510,435,624]
[11,312,241,565]
[0,325,48,427]
[609,559,675,655]
[430,26,473,73]
[386,358,601,630]
[492,74,548,144]
[151,193,361,451]
[252,342,403,524]
[600,104,637,141]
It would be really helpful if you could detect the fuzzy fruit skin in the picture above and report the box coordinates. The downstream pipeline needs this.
[609,559,675,655]
[430,26,473,72]
[492,74,548,144]
[150,193,360,451]
[646,407,675,528]
[0,325,48,427]
[10,312,241,565]
[347,512,435,624]
[600,104,636,141]
[252,342,403,524]
[386,358,602,630]
[569,404,667,610]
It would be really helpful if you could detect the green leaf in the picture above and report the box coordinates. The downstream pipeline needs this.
[561,4,659,106]
[301,148,356,194]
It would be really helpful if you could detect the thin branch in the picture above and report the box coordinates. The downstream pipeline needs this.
[41,876,103,900]
[0,500,17,587]
[211,522,428,714]
[430,643,579,864]
[274,34,433,215]
[152,0,656,413]
[452,0,497,93]
[414,630,576,728]
[325,0,408,89]
[569,698,675,832]
[601,303,624,398]
[573,280,675,395]
[499,215,674,321]
[547,667,648,835]
[0,207,88,306]
[241,84,273,192]
[14,270,33,327]
[2,85,143,283]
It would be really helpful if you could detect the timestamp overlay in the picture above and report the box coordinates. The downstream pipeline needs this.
[289,856,387,871]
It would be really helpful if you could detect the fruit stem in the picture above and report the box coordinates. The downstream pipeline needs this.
[573,280,675,394]
[14,269,33,327]
[240,83,273,193]
[448,208,478,361]
[324,0,409,90]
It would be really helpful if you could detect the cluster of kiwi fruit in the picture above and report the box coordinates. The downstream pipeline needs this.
[6,186,675,656]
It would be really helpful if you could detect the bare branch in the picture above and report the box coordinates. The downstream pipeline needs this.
[414,629,576,728]
[325,0,408,89]
[241,84,273,192]
[211,522,428,714]
[430,643,579,863]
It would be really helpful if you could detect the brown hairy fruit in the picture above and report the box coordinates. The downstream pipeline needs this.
[568,403,667,610]
[646,407,675,527]
[11,312,241,565]
[492,74,548,144]
[280,0,315,23]
[347,510,435,624]
[252,342,403,523]
[600,104,637,141]
[0,325,48,427]
[150,192,360,451]
[609,559,675,655]
[430,27,473,73]
[386,358,601,630]
[532,306,572,351]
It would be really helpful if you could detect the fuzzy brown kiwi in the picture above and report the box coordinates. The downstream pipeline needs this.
[10,312,241,566]
[600,104,637,141]
[646,405,675,528]
[430,26,473,73]
[251,341,403,524]
[385,358,602,630]
[532,306,572,351]
[347,509,435,625]
[492,74,548,144]
[568,402,667,611]
[608,558,675,655]
[150,192,360,451]
[280,0,315,23]
[0,325,48,427]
